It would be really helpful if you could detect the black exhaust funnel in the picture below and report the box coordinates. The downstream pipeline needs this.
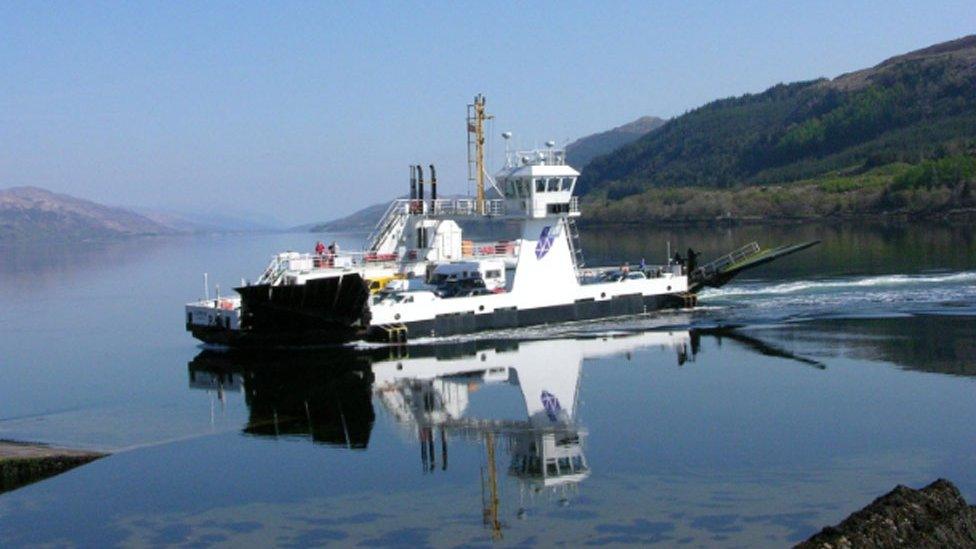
[429,164,437,202]
[417,165,424,203]
[409,165,417,200]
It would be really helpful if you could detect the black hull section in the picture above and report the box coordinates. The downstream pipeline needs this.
[189,323,364,348]
[192,273,371,348]
[236,273,371,331]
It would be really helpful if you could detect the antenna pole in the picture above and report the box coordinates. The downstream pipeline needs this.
[468,94,493,214]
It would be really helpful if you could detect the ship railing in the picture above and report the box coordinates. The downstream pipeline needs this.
[366,200,411,251]
[462,240,518,258]
[505,148,567,168]
[697,242,761,276]
[430,198,472,216]
[367,198,505,217]
[485,199,505,216]
[257,255,286,285]
[384,197,507,217]
[259,251,402,282]
[258,240,518,283]
[569,196,580,214]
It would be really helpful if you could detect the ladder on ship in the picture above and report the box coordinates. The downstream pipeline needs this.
[366,201,409,252]
[566,217,586,276]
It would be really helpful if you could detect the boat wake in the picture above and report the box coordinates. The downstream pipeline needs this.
[701,271,976,298]
[697,270,976,323]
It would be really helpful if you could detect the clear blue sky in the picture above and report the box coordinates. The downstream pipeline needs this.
[2,1,974,225]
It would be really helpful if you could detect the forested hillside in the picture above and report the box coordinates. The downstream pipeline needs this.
[580,35,976,223]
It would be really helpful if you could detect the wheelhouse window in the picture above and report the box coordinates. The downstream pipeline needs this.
[547,178,559,192]
[504,179,516,198]
[535,178,546,193]
[561,177,575,191]
[515,178,529,197]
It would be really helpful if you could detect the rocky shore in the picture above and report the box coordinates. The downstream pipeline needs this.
[798,479,976,548]
[0,441,106,494]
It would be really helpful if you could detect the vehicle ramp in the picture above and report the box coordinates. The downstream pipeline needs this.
[688,240,820,293]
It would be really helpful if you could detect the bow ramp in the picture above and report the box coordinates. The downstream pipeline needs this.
[688,240,820,293]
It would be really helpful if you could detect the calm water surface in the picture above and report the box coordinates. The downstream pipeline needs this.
[1,223,974,547]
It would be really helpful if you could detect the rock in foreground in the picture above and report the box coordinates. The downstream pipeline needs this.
[797,479,976,548]
[0,441,106,494]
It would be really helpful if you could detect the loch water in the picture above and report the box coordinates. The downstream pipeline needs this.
[1,222,974,547]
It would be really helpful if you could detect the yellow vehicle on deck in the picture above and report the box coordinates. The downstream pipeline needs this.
[366,275,397,294]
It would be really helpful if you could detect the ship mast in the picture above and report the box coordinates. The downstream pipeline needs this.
[467,94,493,214]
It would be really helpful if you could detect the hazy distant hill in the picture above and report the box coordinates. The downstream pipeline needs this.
[580,35,976,222]
[302,201,392,233]
[0,186,176,242]
[136,208,281,234]
[565,116,665,170]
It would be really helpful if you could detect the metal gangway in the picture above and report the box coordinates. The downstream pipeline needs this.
[366,201,410,253]
[696,242,761,278]
[366,198,508,253]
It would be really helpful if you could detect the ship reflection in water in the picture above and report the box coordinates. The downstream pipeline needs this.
[187,328,821,538]
[188,351,376,448]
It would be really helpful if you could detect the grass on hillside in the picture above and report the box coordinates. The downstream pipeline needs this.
[583,156,976,224]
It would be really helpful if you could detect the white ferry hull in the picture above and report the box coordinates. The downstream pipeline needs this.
[375,291,687,340]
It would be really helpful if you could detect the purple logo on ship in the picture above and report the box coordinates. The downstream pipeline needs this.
[535,226,554,259]
[541,390,562,422]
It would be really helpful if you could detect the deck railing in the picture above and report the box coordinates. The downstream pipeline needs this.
[257,251,401,284]
[257,240,518,284]
[569,196,580,214]
[697,242,761,276]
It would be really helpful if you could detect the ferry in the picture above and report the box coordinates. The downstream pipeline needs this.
[186,95,816,347]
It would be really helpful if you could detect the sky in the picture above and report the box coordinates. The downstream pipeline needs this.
[2,1,974,225]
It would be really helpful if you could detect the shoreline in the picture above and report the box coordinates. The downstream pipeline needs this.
[0,440,106,494]
[579,208,976,229]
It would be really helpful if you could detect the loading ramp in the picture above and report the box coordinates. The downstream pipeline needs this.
[688,240,820,293]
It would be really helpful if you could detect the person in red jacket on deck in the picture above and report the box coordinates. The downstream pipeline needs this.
[315,241,325,256]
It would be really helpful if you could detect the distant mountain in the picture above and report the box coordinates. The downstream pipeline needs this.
[302,201,392,233]
[0,186,176,242]
[565,116,665,170]
[135,208,281,233]
[580,35,976,222]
